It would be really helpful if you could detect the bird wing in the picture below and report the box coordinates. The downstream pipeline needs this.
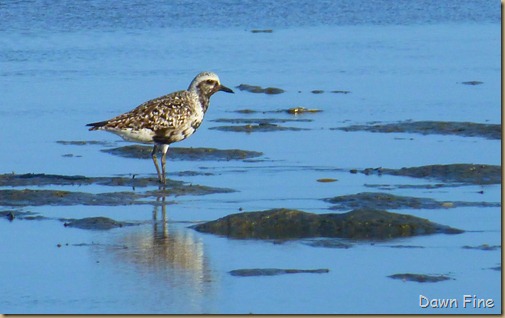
[91,90,196,131]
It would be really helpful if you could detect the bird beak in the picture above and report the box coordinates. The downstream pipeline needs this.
[218,84,234,93]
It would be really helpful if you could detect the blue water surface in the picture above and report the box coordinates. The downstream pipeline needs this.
[0,0,501,314]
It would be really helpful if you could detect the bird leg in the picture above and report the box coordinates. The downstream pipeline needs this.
[160,144,169,184]
[151,145,163,183]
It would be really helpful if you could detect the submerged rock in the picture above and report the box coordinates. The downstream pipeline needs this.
[0,183,233,207]
[211,118,312,124]
[462,244,501,251]
[0,173,91,187]
[56,140,116,146]
[0,189,139,206]
[303,239,352,249]
[250,29,273,33]
[0,210,41,221]
[232,108,322,115]
[64,217,133,230]
[192,208,463,240]
[210,115,313,132]
[388,273,453,283]
[317,178,338,183]
[0,173,234,191]
[286,107,322,114]
[102,146,263,161]
[384,164,501,185]
[335,120,501,140]
[355,164,501,185]
[236,84,284,94]
[229,268,329,277]
[325,192,499,210]
[461,81,483,85]
[210,123,308,133]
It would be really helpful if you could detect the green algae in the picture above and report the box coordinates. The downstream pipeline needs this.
[192,208,463,240]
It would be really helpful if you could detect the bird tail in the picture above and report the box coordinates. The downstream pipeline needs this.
[86,120,109,131]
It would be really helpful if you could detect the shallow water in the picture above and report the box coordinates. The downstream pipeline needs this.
[0,0,501,314]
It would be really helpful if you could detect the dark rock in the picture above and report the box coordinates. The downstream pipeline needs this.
[461,81,483,85]
[286,107,322,114]
[64,217,132,230]
[211,118,312,124]
[325,192,499,210]
[462,244,501,251]
[210,123,308,133]
[192,208,463,240]
[264,87,284,94]
[102,146,263,161]
[0,210,26,221]
[0,173,91,187]
[388,273,453,283]
[380,164,501,185]
[0,183,233,207]
[364,183,449,190]
[303,239,352,249]
[236,84,285,94]
[229,268,329,277]
[316,178,337,183]
[250,29,273,33]
[335,120,501,140]
[56,140,116,146]
[234,109,258,114]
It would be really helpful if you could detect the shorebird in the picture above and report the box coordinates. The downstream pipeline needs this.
[87,71,234,184]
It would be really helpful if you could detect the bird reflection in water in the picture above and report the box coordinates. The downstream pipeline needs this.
[107,189,213,298]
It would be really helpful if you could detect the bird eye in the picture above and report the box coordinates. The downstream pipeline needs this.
[206,79,214,84]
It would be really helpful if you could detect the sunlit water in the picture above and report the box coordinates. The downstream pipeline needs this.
[0,0,501,314]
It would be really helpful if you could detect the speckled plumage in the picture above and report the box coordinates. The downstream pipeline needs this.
[87,72,234,184]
